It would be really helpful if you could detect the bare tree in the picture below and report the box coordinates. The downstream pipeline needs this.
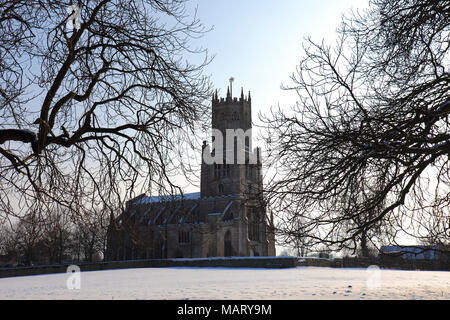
[0,1,211,224]
[41,208,73,264]
[13,210,45,265]
[72,207,109,262]
[339,176,394,257]
[260,0,449,253]
[0,223,20,266]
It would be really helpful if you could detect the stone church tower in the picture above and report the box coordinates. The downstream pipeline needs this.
[199,85,270,257]
[201,86,257,197]
[106,83,275,260]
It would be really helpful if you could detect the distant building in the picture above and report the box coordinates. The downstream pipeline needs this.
[106,85,276,260]
[380,245,445,260]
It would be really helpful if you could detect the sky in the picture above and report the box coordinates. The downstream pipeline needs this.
[179,0,370,194]
[168,0,446,250]
[0,1,435,255]
[178,1,375,253]
[188,0,370,126]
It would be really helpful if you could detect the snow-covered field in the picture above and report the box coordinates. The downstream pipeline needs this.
[0,266,448,300]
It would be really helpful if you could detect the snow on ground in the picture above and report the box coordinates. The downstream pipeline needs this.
[0,267,448,300]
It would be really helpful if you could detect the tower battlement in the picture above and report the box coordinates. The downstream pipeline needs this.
[212,87,251,107]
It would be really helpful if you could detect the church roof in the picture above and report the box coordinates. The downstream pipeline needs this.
[132,192,201,205]
[120,192,238,227]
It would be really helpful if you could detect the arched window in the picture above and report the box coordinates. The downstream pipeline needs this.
[224,230,232,257]
[223,210,233,221]
[154,237,164,259]
[248,207,260,242]
[179,230,191,244]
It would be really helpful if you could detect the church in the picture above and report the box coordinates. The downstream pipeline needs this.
[106,83,276,260]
